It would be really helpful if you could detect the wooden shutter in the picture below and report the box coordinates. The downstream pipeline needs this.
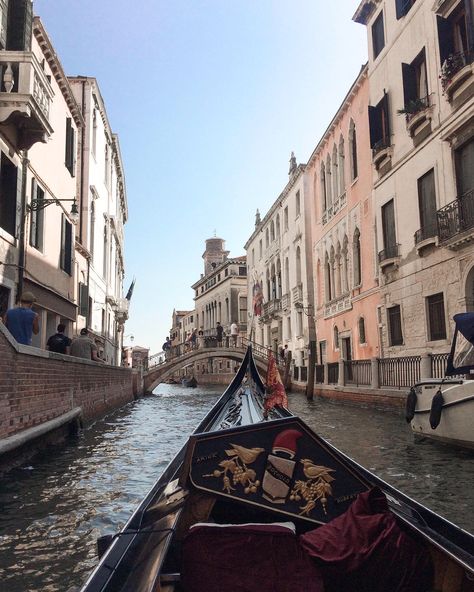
[455,139,474,196]
[418,169,437,231]
[382,200,396,250]
[402,62,417,105]
[382,91,390,140]
[437,16,454,65]
[79,282,89,317]
[368,105,381,149]
[65,118,75,175]
[6,0,32,51]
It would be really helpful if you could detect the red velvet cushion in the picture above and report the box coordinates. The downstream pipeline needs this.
[300,487,433,592]
[181,522,325,592]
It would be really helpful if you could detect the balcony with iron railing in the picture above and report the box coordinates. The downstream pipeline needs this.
[0,53,54,149]
[372,136,392,170]
[440,50,474,102]
[414,223,438,251]
[437,189,474,248]
[378,243,400,268]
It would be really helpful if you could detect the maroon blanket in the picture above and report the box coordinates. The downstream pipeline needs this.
[181,522,324,592]
[300,487,433,592]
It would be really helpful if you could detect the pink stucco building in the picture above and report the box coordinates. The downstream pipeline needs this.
[306,65,381,365]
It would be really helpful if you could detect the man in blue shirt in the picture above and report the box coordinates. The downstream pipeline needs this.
[3,291,39,346]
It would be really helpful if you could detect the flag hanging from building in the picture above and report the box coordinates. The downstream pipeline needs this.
[125,278,136,301]
[252,281,264,317]
[264,351,288,414]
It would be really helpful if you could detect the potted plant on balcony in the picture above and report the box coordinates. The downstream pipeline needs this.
[397,98,427,117]
[439,53,466,92]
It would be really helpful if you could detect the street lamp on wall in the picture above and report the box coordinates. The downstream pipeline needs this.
[28,197,80,224]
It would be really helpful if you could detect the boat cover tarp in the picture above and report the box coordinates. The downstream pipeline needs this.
[300,487,433,592]
[181,522,324,592]
[446,312,474,376]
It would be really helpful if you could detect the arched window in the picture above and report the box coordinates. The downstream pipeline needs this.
[326,154,332,207]
[332,145,338,199]
[358,317,366,344]
[276,214,280,237]
[285,257,290,294]
[342,235,349,293]
[320,163,327,212]
[335,242,342,298]
[338,136,345,194]
[270,220,275,242]
[266,268,271,301]
[330,245,336,300]
[313,171,318,216]
[296,246,302,286]
[252,248,255,266]
[276,258,282,298]
[271,263,276,299]
[324,252,331,302]
[349,119,358,180]
[265,227,269,247]
[333,325,339,350]
[353,228,361,286]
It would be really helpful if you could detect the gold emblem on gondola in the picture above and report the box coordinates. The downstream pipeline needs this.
[204,444,264,495]
[289,459,335,516]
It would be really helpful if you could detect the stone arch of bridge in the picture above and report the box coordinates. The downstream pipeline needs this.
[144,347,268,392]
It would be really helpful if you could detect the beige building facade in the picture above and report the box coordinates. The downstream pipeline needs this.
[354,0,474,356]
[0,8,82,346]
[245,157,314,378]
[69,77,128,365]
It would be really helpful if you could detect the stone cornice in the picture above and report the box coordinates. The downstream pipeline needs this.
[244,164,305,249]
[33,17,84,128]
[307,64,368,168]
[191,256,247,290]
[352,0,381,24]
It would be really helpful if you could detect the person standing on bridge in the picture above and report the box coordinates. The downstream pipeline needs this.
[230,320,239,347]
[216,321,224,346]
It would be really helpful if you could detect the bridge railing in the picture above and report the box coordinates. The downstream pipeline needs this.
[147,336,284,372]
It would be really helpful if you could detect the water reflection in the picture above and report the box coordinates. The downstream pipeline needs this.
[0,385,473,592]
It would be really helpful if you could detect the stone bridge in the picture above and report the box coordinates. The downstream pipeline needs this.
[144,343,274,393]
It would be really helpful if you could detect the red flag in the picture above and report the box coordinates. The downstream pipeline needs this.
[252,281,264,317]
[264,351,288,414]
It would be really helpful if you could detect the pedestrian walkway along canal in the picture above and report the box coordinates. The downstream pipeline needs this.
[1,384,473,592]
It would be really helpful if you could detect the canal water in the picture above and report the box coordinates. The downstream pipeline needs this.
[1,384,474,592]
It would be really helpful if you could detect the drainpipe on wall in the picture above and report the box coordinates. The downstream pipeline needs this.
[16,150,29,301]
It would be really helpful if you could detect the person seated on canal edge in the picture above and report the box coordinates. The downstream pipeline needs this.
[46,323,72,355]
[3,291,39,346]
[216,321,224,346]
[70,327,104,362]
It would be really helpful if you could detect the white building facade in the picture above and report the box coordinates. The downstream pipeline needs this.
[245,157,315,380]
[354,0,474,356]
[68,77,128,365]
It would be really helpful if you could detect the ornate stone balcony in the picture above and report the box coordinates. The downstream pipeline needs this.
[262,298,282,320]
[0,52,54,149]
[292,284,303,305]
[324,293,352,319]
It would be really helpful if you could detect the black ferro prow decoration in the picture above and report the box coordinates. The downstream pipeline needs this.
[185,416,369,525]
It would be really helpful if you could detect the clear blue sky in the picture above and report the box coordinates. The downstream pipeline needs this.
[35,0,368,353]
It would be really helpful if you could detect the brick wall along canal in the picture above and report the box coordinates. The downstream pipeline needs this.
[1,384,474,592]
